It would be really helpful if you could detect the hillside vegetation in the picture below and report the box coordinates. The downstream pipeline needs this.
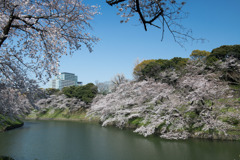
[27,83,99,121]
[0,115,23,132]
[30,45,240,140]
[88,45,240,140]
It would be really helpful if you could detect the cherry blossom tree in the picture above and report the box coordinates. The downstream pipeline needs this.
[89,59,235,139]
[107,0,198,46]
[111,73,128,91]
[0,0,98,115]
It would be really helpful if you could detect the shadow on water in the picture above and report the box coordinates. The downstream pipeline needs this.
[0,120,240,160]
[0,156,14,160]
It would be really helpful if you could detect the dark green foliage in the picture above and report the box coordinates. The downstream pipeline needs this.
[141,61,162,80]
[192,125,204,132]
[205,56,219,66]
[74,83,98,104]
[205,45,240,84]
[206,45,240,65]
[157,121,166,130]
[133,59,156,79]
[135,45,240,83]
[62,83,98,104]
[211,45,240,59]
[128,117,144,126]
[62,86,77,98]
[222,116,239,126]
[0,114,23,132]
[169,57,189,70]
[140,57,189,80]
[45,88,60,95]
[184,111,198,119]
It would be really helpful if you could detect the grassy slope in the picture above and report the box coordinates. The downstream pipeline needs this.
[0,114,23,132]
[26,108,99,122]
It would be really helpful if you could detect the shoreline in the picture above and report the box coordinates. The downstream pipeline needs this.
[5,122,24,131]
[0,115,24,133]
[24,117,100,123]
[24,117,240,141]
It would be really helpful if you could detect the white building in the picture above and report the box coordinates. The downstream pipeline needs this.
[49,72,82,90]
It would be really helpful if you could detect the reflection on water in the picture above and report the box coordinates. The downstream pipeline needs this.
[0,120,239,160]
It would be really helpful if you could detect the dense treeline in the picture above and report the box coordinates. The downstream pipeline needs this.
[133,57,189,81]
[134,45,240,82]
[30,44,240,140]
[90,44,240,140]
[206,45,240,65]
[45,88,60,95]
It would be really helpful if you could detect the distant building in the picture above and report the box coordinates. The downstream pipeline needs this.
[49,72,82,90]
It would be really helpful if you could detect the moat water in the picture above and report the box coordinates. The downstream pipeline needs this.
[0,120,239,160]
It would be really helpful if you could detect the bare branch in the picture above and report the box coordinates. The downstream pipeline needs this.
[106,0,126,6]
[107,0,200,47]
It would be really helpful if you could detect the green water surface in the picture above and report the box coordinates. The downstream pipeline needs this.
[0,120,239,160]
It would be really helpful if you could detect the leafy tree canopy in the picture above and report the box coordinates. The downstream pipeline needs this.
[139,57,189,80]
[211,45,240,60]
[190,50,210,60]
[45,88,60,95]
[206,45,240,65]
[62,83,98,104]
[133,60,156,79]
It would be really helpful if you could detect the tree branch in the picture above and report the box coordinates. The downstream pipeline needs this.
[0,8,15,47]
[106,0,126,6]
[135,0,147,31]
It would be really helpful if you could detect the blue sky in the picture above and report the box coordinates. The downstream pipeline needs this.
[44,0,240,87]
